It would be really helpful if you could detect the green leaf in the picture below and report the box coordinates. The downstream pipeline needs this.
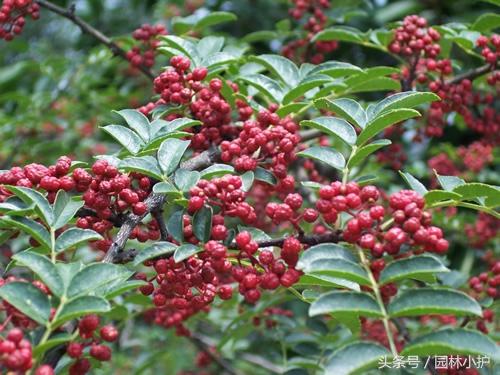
[52,191,84,230]
[314,98,367,128]
[12,251,64,297]
[55,228,102,253]
[453,183,500,206]
[0,216,51,250]
[54,296,110,328]
[239,74,284,102]
[166,207,184,243]
[242,30,277,43]
[119,156,163,180]
[102,125,144,154]
[33,333,72,357]
[6,186,53,226]
[309,61,363,78]
[298,274,360,291]
[306,259,371,285]
[424,190,462,205]
[436,174,465,191]
[152,181,179,195]
[159,35,199,63]
[388,288,482,317]
[357,109,420,145]
[158,139,191,176]
[150,118,201,140]
[276,102,308,117]
[379,255,449,285]
[399,171,428,196]
[193,205,213,243]
[197,36,224,56]
[195,11,237,31]
[174,169,200,192]
[0,197,34,215]
[401,328,500,361]
[309,291,383,317]
[347,139,391,168]
[67,263,132,298]
[350,77,401,93]
[200,164,235,179]
[202,52,237,69]
[300,117,357,146]
[103,280,146,299]
[252,54,300,87]
[254,167,277,185]
[472,13,500,32]
[56,262,83,293]
[282,74,332,104]
[313,26,365,43]
[240,171,254,192]
[133,242,177,266]
[0,282,50,324]
[324,342,391,375]
[115,109,150,142]
[173,244,202,263]
[297,146,346,171]
[297,243,357,270]
[370,91,439,118]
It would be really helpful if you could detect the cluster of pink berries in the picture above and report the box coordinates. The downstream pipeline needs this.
[282,0,337,64]
[220,107,300,180]
[0,0,39,41]
[188,175,257,225]
[126,23,167,68]
[65,315,118,375]
[389,15,441,58]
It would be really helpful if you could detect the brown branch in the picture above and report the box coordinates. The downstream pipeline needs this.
[103,148,220,263]
[446,62,498,85]
[35,0,154,80]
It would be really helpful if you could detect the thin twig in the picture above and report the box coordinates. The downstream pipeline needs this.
[35,0,154,80]
[446,62,497,85]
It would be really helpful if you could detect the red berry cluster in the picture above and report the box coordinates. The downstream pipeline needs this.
[361,318,404,352]
[66,315,119,375]
[265,193,318,228]
[389,15,441,58]
[220,107,300,179]
[0,328,35,373]
[188,175,257,225]
[468,262,499,300]
[282,0,338,64]
[149,56,252,150]
[477,34,499,66]
[465,212,500,248]
[137,227,305,333]
[0,0,39,41]
[0,156,74,202]
[234,234,302,300]
[315,182,449,256]
[126,23,167,68]
[457,141,494,173]
[75,159,154,252]
[426,78,498,140]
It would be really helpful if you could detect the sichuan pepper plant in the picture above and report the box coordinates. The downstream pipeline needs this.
[0,0,499,374]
